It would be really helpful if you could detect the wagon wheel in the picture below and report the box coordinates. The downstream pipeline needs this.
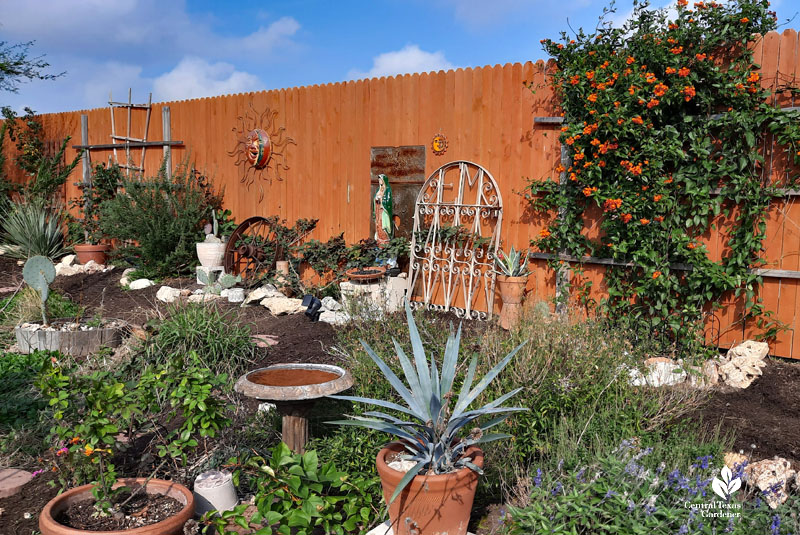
[224,217,281,287]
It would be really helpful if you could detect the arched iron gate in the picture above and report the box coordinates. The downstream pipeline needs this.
[406,161,503,320]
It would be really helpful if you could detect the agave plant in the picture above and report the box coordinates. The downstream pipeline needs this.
[327,301,528,502]
[494,246,530,277]
[2,197,69,260]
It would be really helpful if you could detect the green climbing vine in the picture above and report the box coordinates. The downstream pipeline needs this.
[527,0,800,352]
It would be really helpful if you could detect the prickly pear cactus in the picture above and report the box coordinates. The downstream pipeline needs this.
[218,273,241,289]
[23,255,55,325]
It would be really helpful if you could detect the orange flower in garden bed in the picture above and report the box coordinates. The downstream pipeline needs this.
[748,71,760,83]
[539,229,551,238]
[655,216,664,222]
[640,218,651,225]
[603,198,623,211]
[683,86,696,101]
[654,194,663,202]
[670,46,684,54]
[621,213,633,223]
[678,67,691,77]
[647,99,660,109]
[631,116,644,125]
[665,67,677,74]
[583,186,598,197]
[652,271,662,279]
[654,83,669,96]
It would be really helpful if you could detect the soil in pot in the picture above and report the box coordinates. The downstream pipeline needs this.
[57,485,182,531]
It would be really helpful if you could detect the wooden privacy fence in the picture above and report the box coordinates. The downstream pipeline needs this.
[3,30,800,359]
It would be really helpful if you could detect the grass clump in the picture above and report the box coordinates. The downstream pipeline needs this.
[142,301,255,377]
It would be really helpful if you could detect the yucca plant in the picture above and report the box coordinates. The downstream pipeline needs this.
[494,246,530,277]
[2,197,69,260]
[327,301,528,502]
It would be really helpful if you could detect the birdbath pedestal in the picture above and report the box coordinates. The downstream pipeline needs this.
[235,363,353,453]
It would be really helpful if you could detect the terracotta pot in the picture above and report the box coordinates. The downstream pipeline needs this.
[74,244,111,265]
[196,242,226,268]
[39,478,194,535]
[496,275,528,330]
[376,442,483,535]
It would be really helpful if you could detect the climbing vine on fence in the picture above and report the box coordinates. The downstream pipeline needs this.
[527,0,800,351]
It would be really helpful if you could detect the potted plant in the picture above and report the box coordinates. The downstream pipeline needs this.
[196,208,229,268]
[494,246,531,330]
[71,163,121,265]
[327,301,527,535]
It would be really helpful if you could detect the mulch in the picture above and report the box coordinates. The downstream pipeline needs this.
[695,359,800,468]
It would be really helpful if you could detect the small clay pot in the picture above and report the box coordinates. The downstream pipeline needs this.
[74,244,110,265]
[496,275,528,330]
[376,442,483,535]
[39,478,194,535]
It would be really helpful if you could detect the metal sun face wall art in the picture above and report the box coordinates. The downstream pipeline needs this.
[229,104,296,201]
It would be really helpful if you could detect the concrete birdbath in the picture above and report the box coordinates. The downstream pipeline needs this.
[235,363,353,453]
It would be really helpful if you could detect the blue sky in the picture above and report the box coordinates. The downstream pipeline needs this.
[1,0,796,114]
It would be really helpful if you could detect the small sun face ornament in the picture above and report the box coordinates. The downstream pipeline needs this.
[431,133,448,156]
[246,129,272,169]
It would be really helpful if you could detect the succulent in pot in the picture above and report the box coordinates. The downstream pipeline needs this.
[196,209,229,268]
[327,301,527,535]
[493,246,531,330]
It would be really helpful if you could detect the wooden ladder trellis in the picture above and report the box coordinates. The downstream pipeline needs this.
[109,89,152,176]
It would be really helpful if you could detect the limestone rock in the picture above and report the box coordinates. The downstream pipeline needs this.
[55,263,80,277]
[243,285,284,306]
[156,286,184,303]
[387,459,417,473]
[260,296,304,315]
[128,278,154,290]
[744,457,796,509]
[319,310,349,325]
[321,296,342,311]
[723,452,748,470]
[718,341,769,389]
[702,360,720,386]
[60,254,76,267]
[630,357,686,387]
[223,288,245,303]
[188,293,223,303]
[120,268,137,287]
[727,340,769,361]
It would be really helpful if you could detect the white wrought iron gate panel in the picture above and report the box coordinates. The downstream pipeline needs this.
[407,161,503,319]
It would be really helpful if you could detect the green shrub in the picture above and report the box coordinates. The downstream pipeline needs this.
[142,302,255,377]
[2,196,69,259]
[0,287,83,325]
[100,163,221,276]
[0,350,50,429]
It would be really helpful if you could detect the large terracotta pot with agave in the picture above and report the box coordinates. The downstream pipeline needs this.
[74,244,111,265]
[39,478,194,535]
[496,275,527,330]
[376,442,484,535]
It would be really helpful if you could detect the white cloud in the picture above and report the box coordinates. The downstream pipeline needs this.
[348,45,455,80]
[153,57,261,101]
[0,0,299,112]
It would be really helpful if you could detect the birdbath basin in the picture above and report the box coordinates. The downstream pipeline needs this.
[235,363,353,453]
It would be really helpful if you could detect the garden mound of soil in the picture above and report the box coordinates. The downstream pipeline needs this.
[0,471,60,535]
[696,359,800,467]
[57,486,182,531]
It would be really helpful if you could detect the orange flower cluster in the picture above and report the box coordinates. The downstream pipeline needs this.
[665,67,677,75]
[654,194,663,202]
[603,198,623,212]
[621,213,633,223]
[677,0,687,5]
[663,177,673,184]
[678,67,691,77]
[620,160,643,175]
[586,70,595,80]
[626,56,636,65]
[598,140,618,154]
[539,229,551,238]
[640,218,651,225]
[570,75,581,85]
[687,242,698,250]
[654,83,669,96]
[655,216,664,222]
[695,53,707,61]
[574,152,585,161]
[683,85,696,101]
[588,93,598,102]
[644,72,658,83]
[669,22,679,29]
[582,186,598,197]
[583,123,598,135]
[631,116,644,125]
[670,46,684,55]
[590,138,601,146]
[747,71,760,83]
[652,271,662,279]
[647,99,660,109]
[628,85,638,95]
[740,17,749,23]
